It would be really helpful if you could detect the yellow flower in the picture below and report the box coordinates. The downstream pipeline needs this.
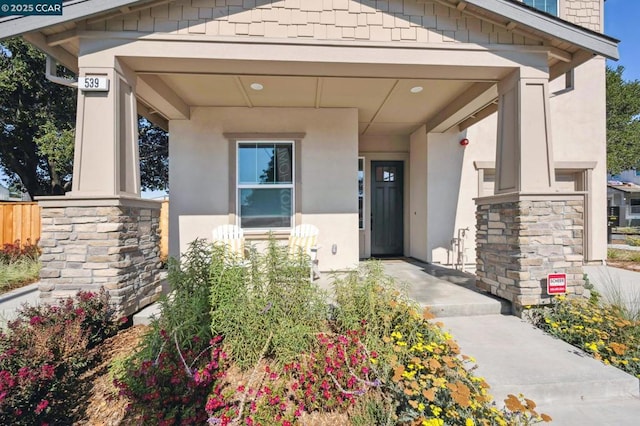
[422,419,444,426]
[418,402,425,411]
[466,419,475,426]
[430,405,442,416]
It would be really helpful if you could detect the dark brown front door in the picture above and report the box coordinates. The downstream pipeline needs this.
[371,161,403,256]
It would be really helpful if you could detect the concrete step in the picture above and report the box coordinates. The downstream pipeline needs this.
[438,315,640,405]
[132,301,161,325]
[381,261,512,317]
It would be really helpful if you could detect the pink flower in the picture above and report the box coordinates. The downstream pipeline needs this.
[29,316,43,326]
[35,399,49,414]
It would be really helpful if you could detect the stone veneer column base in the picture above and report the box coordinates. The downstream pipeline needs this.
[475,193,585,313]
[38,196,164,317]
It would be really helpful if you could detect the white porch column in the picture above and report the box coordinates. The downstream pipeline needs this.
[495,68,556,194]
[70,58,140,197]
[37,57,163,316]
[476,67,585,313]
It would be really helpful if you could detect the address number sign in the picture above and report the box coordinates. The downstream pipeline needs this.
[79,76,109,92]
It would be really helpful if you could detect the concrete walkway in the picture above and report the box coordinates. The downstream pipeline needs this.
[0,281,40,326]
[3,261,640,424]
[584,264,640,317]
[374,260,640,425]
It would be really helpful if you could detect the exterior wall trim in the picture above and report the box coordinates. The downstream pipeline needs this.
[0,0,142,39]
[475,191,587,204]
[474,160,597,170]
[463,0,618,59]
[223,133,306,140]
[37,195,162,209]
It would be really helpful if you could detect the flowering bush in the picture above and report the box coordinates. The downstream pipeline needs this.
[206,331,379,425]
[0,289,119,424]
[115,334,228,425]
[528,295,640,378]
[0,239,40,264]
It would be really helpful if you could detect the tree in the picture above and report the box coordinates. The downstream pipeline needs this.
[0,38,169,198]
[606,65,640,174]
[138,118,168,192]
[0,37,76,198]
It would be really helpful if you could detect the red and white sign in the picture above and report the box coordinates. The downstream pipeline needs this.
[547,273,567,295]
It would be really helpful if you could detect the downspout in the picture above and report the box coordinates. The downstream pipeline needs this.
[45,55,77,88]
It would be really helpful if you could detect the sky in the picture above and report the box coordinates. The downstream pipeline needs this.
[604,0,640,81]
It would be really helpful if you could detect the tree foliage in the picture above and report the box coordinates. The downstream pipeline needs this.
[606,65,640,174]
[138,118,168,191]
[0,38,169,198]
[0,37,76,197]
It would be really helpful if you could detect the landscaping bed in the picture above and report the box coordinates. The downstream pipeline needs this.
[2,239,550,425]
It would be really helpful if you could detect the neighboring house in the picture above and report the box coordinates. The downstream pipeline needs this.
[0,184,30,202]
[0,0,618,315]
[607,182,640,227]
[0,185,9,202]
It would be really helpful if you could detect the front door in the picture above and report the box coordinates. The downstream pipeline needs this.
[371,161,404,256]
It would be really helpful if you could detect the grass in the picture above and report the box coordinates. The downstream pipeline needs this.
[607,248,640,262]
[0,258,40,294]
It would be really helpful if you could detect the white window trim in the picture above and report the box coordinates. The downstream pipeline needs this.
[236,140,295,232]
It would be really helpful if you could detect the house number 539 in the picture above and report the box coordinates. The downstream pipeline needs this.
[79,76,110,92]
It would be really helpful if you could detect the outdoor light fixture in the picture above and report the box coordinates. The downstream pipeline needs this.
[459,138,470,146]
[250,83,264,91]
[410,86,424,93]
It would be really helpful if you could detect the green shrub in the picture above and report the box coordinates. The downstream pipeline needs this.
[116,239,220,424]
[210,237,328,369]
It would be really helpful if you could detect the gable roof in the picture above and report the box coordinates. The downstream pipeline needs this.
[0,0,619,61]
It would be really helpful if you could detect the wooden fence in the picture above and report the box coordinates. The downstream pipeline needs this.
[0,201,169,258]
[0,202,41,247]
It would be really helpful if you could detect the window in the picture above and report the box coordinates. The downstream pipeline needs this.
[522,0,558,16]
[237,142,294,229]
[375,166,396,182]
[358,157,365,230]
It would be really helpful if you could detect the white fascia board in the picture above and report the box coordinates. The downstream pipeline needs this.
[0,0,145,40]
[465,0,619,59]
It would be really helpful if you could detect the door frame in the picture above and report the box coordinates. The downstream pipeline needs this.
[359,153,409,259]
[371,160,404,256]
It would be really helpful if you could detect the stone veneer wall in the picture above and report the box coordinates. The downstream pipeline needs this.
[38,198,164,316]
[475,195,585,311]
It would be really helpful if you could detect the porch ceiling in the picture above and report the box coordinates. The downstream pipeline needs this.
[152,73,478,136]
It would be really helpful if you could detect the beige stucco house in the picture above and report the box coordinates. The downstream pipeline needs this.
[0,0,618,314]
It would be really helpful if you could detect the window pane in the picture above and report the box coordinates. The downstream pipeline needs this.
[238,143,293,185]
[240,188,292,228]
[523,0,557,16]
[238,144,258,184]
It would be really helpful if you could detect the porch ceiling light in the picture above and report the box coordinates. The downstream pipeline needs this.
[250,83,264,91]
[410,86,424,94]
